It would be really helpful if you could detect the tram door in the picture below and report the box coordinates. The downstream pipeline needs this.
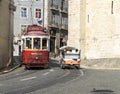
[50,37,55,52]
[60,38,64,47]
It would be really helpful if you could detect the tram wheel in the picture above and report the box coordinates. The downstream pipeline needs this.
[25,65,30,70]
[44,64,49,69]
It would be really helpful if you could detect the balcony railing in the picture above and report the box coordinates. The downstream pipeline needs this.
[50,4,59,11]
[60,7,68,14]
[60,24,68,30]
[49,21,59,28]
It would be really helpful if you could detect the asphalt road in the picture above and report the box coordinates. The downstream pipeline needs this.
[0,61,120,94]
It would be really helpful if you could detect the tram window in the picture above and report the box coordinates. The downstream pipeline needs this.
[22,39,25,49]
[34,38,40,49]
[26,38,32,49]
[42,38,47,49]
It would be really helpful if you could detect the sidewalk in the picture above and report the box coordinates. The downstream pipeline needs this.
[0,56,22,75]
[51,56,120,70]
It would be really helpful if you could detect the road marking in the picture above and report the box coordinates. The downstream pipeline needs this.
[42,72,50,76]
[0,84,3,86]
[15,73,19,75]
[57,70,70,79]
[20,76,37,81]
[80,69,84,76]
[49,69,54,72]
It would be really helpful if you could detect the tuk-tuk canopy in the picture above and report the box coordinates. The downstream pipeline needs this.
[59,46,78,51]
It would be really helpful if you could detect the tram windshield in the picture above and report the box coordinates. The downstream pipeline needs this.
[33,38,40,49]
[26,37,32,49]
[22,37,48,50]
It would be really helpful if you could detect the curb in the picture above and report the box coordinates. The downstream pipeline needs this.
[80,65,120,70]
[51,58,120,70]
[0,64,22,75]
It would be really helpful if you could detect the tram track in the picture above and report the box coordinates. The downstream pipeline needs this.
[0,67,42,81]
[0,61,84,94]
[7,68,83,94]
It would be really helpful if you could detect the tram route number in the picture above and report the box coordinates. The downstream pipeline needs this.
[31,53,42,55]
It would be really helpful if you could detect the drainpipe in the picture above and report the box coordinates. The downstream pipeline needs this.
[43,0,45,27]
[7,0,16,66]
[7,0,12,66]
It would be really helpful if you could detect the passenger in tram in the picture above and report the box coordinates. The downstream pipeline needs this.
[34,39,40,49]
[34,44,40,49]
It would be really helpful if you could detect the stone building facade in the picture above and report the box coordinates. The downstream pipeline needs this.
[48,0,68,53]
[68,0,120,59]
[0,0,15,68]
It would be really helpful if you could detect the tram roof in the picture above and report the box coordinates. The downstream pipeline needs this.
[23,31,48,36]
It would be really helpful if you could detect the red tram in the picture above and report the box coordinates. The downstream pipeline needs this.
[21,25,49,69]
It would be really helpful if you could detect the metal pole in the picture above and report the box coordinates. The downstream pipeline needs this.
[43,0,45,27]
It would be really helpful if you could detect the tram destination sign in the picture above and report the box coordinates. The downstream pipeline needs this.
[27,25,43,31]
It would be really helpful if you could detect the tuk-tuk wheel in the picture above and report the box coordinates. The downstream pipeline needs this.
[76,65,80,69]
[60,64,65,69]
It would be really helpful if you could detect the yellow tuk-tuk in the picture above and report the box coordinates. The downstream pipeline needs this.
[59,46,81,69]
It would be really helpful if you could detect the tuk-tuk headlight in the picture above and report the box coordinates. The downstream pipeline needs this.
[60,59,65,64]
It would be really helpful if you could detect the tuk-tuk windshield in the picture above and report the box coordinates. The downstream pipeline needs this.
[64,53,80,59]
[59,46,80,59]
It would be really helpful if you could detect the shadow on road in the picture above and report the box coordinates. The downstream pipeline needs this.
[49,59,60,68]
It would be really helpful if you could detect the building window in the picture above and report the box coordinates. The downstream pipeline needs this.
[53,0,57,4]
[21,0,28,1]
[21,7,28,18]
[21,25,27,35]
[111,1,114,14]
[35,0,41,1]
[87,14,89,23]
[35,8,41,18]
[62,16,66,24]
[51,12,56,24]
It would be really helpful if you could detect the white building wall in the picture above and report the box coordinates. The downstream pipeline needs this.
[68,0,120,59]
[85,0,120,59]
[67,0,81,49]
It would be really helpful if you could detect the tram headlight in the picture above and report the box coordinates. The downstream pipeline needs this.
[35,57,39,59]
